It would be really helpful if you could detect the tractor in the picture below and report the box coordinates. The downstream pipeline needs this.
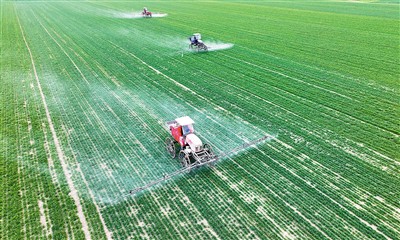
[165,116,215,168]
[189,33,208,52]
[142,7,152,17]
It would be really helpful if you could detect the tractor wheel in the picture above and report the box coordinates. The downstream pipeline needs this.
[198,43,207,52]
[165,138,176,158]
[203,143,213,154]
[179,150,191,169]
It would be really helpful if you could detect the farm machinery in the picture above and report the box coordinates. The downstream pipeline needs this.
[189,33,208,52]
[142,7,152,17]
[129,116,271,195]
[165,116,215,168]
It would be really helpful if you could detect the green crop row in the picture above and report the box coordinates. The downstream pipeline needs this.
[2,1,399,239]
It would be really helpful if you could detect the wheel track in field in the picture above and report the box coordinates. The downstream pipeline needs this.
[10,25,31,239]
[19,57,54,238]
[26,36,76,236]
[39,34,144,240]
[55,87,155,238]
[14,81,28,238]
[42,37,149,240]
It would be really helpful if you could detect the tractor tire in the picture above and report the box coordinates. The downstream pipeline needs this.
[179,150,190,169]
[198,43,208,52]
[203,143,213,154]
[165,138,176,158]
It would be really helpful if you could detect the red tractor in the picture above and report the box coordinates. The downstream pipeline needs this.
[165,116,215,168]
[142,7,152,17]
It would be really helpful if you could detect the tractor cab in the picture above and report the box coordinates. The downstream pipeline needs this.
[165,116,215,163]
[169,116,195,145]
[167,116,203,151]
[189,33,202,45]
[189,33,207,51]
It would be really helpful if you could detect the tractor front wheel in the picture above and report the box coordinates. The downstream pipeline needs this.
[179,150,190,169]
[203,143,213,154]
[165,138,176,158]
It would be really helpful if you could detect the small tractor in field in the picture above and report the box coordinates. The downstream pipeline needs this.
[142,7,152,17]
[189,33,208,52]
[165,116,215,168]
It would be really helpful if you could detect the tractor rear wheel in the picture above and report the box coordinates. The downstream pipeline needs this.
[165,138,176,158]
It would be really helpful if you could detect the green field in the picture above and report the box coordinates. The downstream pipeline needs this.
[1,0,399,239]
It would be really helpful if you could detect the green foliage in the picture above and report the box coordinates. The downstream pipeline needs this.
[1,0,399,239]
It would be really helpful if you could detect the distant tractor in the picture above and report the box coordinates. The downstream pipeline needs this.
[165,116,215,168]
[189,33,208,52]
[142,7,152,17]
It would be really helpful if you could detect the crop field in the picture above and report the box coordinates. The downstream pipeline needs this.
[1,0,399,239]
